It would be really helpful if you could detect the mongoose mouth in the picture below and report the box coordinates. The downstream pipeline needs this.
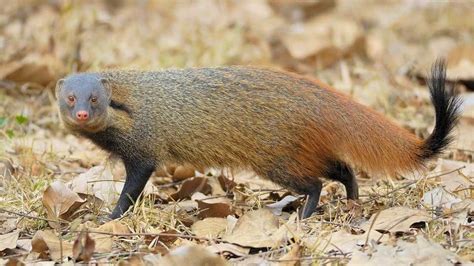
[62,115,107,133]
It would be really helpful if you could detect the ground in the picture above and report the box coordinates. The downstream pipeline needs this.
[0,1,473,265]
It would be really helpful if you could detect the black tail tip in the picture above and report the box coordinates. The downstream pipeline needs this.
[420,59,462,160]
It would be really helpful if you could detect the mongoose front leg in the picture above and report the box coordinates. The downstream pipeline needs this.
[110,159,155,219]
[326,161,358,200]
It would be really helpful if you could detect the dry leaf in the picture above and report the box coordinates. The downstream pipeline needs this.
[172,164,196,182]
[361,207,430,236]
[96,220,130,235]
[217,175,236,192]
[69,165,123,207]
[16,239,32,252]
[422,187,462,209]
[280,14,364,65]
[166,164,178,176]
[142,254,162,265]
[157,245,228,266]
[317,229,367,254]
[197,199,233,219]
[223,208,292,248]
[76,221,130,254]
[155,166,170,177]
[208,175,227,196]
[0,230,19,251]
[0,214,17,234]
[175,199,198,212]
[157,229,179,248]
[72,231,95,263]
[191,218,227,238]
[31,230,73,262]
[450,199,474,229]
[42,180,86,227]
[90,220,130,253]
[432,159,473,195]
[266,195,299,215]
[87,233,111,254]
[169,177,212,201]
[447,44,474,81]
[0,61,57,86]
[349,235,466,265]
[126,255,146,265]
[3,258,28,266]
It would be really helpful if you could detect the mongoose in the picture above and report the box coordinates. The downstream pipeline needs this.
[56,60,460,219]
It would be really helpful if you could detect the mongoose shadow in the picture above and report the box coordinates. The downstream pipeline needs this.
[56,60,461,219]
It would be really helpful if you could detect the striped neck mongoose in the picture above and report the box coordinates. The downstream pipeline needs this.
[56,60,460,219]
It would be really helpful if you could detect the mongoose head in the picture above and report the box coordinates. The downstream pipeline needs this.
[56,73,111,133]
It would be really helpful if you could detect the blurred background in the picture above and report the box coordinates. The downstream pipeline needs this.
[2,0,474,126]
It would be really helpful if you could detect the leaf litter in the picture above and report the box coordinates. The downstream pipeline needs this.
[0,0,473,264]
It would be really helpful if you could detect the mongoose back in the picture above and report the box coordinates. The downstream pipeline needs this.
[56,60,461,219]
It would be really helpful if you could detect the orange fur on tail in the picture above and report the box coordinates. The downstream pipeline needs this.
[289,59,460,178]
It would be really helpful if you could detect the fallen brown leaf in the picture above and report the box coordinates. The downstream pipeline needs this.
[217,175,237,192]
[361,207,430,237]
[191,217,228,238]
[432,159,473,196]
[0,60,58,86]
[422,187,461,209]
[76,221,130,254]
[96,220,130,235]
[31,230,73,262]
[42,180,86,227]
[196,199,233,219]
[350,235,466,265]
[447,44,474,81]
[172,164,196,182]
[279,13,364,66]
[169,177,212,201]
[208,175,227,196]
[223,208,293,248]
[0,213,17,234]
[72,231,95,263]
[266,195,299,215]
[69,165,122,207]
[157,245,228,266]
[0,230,19,251]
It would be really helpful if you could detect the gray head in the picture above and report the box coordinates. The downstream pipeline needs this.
[55,73,111,132]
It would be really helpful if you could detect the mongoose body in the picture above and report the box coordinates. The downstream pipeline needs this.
[56,62,460,219]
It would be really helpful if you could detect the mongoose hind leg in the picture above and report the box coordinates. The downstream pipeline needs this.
[325,160,358,200]
[299,180,323,219]
[265,168,323,219]
[110,159,155,219]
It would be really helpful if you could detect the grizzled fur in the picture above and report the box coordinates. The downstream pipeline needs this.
[56,61,460,219]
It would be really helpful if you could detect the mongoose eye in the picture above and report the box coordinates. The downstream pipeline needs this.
[91,97,97,103]
[67,96,75,103]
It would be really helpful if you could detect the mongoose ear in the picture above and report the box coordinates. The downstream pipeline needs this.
[100,78,112,100]
[55,79,65,99]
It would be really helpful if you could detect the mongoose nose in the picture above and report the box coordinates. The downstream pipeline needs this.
[76,110,89,121]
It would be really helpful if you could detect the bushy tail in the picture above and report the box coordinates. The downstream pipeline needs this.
[420,59,462,160]
[334,59,462,176]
